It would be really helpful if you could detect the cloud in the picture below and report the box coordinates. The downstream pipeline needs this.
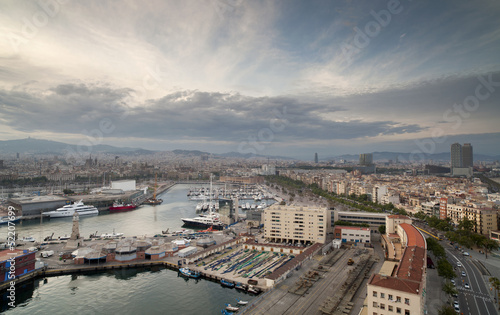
[0,83,425,145]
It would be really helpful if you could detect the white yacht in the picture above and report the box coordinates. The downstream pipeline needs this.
[42,200,99,218]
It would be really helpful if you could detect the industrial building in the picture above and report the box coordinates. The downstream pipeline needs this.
[333,210,388,227]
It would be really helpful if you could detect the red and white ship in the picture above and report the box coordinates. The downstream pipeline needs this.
[109,202,137,213]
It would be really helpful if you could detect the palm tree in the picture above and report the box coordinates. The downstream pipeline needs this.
[490,277,500,310]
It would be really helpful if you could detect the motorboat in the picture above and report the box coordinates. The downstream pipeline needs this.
[179,267,201,279]
[100,232,124,238]
[236,300,248,305]
[0,216,21,225]
[220,279,235,288]
[42,200,98,218]
[225,304,239,312]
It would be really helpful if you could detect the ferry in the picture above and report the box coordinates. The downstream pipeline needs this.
[42,200,99,218]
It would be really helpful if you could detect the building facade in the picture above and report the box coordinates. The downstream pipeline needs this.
[333,226,371,243]
[263,205,330,244]
[334,210,388,227]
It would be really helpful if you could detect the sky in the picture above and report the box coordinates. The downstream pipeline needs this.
[1,0,500,160]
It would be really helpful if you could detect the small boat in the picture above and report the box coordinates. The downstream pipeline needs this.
[237,299,248,305]
[179,267,201,279]
[235,283,247,291]
[221,310,233,315]
[225,304,239,312]
[220,279,235,288]
[247,285,259,294]
[0,216,21,225]
[20,236,36,242]
[100,231,124,238]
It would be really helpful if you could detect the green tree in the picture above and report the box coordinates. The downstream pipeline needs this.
[458,217,476,232]
[438,305,458,315]
[437,259,456,279]
[378,225,386,235]
[63,189,74,194]
[442,281,458,296]
[489,277,500,310]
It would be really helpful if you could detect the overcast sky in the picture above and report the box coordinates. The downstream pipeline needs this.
[1,0,499,159]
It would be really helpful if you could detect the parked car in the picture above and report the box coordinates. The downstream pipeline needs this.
[453,301,460,312]
[451,279,455,285]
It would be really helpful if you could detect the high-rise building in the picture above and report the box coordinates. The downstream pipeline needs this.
[450,143,462,169]
[462,143,473,167]
[314,153,318,163]
[359,153,373,166]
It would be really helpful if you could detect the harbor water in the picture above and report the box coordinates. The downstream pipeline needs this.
[1,184,265,314]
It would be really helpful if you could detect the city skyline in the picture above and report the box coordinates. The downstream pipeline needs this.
[1,1,500,159]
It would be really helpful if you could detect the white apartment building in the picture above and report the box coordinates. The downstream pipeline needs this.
[263,205,330,244]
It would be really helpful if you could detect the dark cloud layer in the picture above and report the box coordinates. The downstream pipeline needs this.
[0,82,426,145]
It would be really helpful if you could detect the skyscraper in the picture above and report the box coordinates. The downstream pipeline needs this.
[462,143,473,167]
[359,153,373,166]
[314,153,318,163]
[450,143,462,169]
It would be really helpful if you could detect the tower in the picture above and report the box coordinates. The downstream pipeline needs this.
[450,143,462,169]
[462,143,473,167]
[64,211,83,249]
[314,153,318,163]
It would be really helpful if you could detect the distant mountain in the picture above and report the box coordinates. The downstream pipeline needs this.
[0,138,149,155]
[328,151,500,162]
[219,151,295,160]
[0,138,293,160]
[172,149,211,156]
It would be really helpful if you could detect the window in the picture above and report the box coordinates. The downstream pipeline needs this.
[380,303,385,310]
[380,293,385,299]
[373,302,378,307]
[396,296,401,303]
[404,310,410,315]
[396,307,401,314]
[405,298,410,305]
[388,305,393,312]
[373,291,377,297]
[388,294,393,301]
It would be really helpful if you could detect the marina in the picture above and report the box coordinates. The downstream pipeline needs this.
[0,184,281,313]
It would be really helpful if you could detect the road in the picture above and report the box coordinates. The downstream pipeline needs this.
[445,244,498,315]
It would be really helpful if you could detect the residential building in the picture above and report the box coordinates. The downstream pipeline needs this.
[367,220,427,315]
[263,205,330,244]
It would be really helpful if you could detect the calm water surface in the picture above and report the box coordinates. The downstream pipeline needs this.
[1,184,258,314]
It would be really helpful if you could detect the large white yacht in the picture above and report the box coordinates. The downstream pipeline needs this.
[43,200,99,218]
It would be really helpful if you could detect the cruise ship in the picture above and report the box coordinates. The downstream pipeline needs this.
[42,200,99,218]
